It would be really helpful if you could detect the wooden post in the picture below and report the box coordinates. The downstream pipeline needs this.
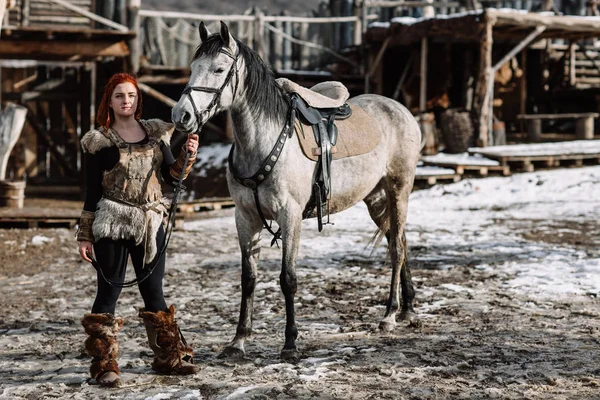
[569,42,577,86]
[282,13,292,70]
[575,116,594,139]
[423,0,435,17]
[300,22,309,69]
[80,64,92,137]
[0,0,7,30]
[127,0,141,74]
[419,37,428,113]
[254,9,266,62]
[273,20,283,71]
[520,49,527,134]
[175,18,190,67]
[473,17,492,147]
[354,17,362,46]
[527,119,542,142]
[21,0,30,27]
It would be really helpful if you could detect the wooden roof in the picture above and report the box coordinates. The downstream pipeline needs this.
[366,9,600,45]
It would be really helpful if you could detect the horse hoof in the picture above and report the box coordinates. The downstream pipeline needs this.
[378,319,396,332]
[218,346,245,359]
[400,309,417,323]
[280,348,300,361]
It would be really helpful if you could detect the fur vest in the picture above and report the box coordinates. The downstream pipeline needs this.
[80,119,173,263]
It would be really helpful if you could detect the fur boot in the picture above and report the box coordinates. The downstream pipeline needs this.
[81,313,124,387]
[139,305,199,375]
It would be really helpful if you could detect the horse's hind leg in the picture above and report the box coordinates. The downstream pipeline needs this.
[367,182,416,332]
[219,208,263,359]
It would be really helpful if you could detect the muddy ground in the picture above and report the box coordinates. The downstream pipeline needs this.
[1,170,599,400]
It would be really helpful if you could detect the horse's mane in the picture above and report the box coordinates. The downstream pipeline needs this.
[192,35,289,121]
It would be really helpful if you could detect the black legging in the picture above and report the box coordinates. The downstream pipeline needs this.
[91,225,168,314]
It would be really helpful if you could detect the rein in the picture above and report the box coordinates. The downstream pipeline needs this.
[88,151,191,288]
[228,96,298,247]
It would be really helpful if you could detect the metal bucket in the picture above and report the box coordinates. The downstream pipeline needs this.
[0,180,25,208]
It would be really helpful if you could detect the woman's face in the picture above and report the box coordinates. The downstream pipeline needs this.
[110,82,138,119]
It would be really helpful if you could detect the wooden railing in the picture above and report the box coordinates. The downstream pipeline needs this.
[135,10,366,74]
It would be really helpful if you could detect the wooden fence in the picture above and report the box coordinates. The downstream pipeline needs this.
[135,10,366,74]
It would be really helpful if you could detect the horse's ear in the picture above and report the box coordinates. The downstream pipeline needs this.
[199,22,210,43]
[219,21,236,53]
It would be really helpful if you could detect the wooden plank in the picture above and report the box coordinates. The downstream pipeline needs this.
[419,37,427,113]
[176,197,235,213]
[0,39,129,58]
[517,113,599,119]
[263,15,361,23]
[21,0,30,27]
[138,10,254,22]
[473,15,492,148]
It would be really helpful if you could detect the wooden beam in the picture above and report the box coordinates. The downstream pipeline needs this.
[492,26,546,72]
[367,36,391,79]
[127,0,141,74]
[473,16,492,147]
[490,9,600,33]
[138,10,254,22]
[419,37,428,113]
[519,49,526,133]
[137,75,190,85]
[138,82,176,107]
[0,40,129,58]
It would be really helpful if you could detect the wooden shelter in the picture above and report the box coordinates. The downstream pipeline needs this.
[0,0,134,193]
[365,9,600,147]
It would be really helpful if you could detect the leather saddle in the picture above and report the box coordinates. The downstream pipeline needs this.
[277,78,352,232]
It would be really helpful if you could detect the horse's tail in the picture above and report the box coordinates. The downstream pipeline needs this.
[367,208,409,264]
[368,217,390,256]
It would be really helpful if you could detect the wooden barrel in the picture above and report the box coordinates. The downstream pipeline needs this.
[0,180,25,208]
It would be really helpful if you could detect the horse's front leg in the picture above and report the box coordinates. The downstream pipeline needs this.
[219,208,262,359]
[278,206,303,360]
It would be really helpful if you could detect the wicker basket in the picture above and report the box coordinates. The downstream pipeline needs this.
[440,109,474,154]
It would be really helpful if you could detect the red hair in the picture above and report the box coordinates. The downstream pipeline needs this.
[96,73,143,129]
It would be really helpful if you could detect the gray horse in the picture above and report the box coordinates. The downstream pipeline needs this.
[172,22,422,359]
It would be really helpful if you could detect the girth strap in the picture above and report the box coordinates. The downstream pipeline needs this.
[294,95,351,231]
[228,96,298,246]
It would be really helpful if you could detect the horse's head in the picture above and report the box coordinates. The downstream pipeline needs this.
[172,21,240,134]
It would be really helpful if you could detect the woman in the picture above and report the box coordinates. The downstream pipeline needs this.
[76,73,199,387]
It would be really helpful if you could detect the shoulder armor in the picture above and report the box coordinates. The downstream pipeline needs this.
[80,128,113,154]
[141,119,173,146]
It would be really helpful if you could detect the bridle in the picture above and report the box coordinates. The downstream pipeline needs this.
[182,45,296,247]
[180,49,240,133]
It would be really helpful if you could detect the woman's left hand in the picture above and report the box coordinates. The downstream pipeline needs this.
[185,134,199,154]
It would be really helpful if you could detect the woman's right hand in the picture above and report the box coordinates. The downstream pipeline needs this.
[78,241,94,263]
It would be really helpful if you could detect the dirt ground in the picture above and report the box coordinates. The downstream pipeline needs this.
[1,178,599,399]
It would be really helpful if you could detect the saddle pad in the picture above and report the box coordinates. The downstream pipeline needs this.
[295,103,382,162]
[276,77,349,108]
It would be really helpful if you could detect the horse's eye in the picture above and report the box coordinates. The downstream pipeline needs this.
[215,68,225,74]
